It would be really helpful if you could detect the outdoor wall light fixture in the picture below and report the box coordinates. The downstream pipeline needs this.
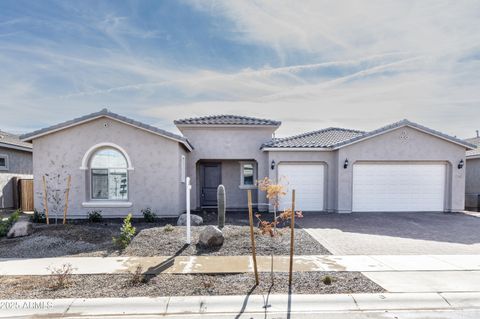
[344,158,349,169]
[458,159,464,169]
[271,160,276,170]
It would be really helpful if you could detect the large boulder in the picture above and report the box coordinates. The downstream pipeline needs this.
[198,225,224,247]
[177,214,203,226]
[7,221,33,238]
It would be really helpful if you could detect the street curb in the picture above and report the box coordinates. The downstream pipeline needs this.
[1,292,480,318]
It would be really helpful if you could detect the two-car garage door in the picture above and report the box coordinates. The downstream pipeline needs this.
[352,163,446,212]
[276,162,446,212]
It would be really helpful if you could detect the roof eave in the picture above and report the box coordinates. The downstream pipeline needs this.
[21,111,193,152]
[262,147,333,152]
[0,142,32,152]
[175,124,281,129]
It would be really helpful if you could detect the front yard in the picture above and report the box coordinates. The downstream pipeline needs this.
[0,272,384,299]
[0,213,385,297]
[0,222,329,258]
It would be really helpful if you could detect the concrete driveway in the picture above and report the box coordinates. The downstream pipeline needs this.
[298,212,480,255]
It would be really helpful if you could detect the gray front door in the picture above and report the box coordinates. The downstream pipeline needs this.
[200,163,221,206]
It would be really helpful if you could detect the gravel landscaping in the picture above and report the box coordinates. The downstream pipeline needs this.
[0,272,384,299]
[0,222,330,258]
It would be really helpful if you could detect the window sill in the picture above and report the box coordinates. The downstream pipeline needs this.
[82,201,133,208]
[239,185,257,190]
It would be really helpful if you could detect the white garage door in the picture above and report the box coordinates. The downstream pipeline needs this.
[278,163,324,211]
[352,163,446,212]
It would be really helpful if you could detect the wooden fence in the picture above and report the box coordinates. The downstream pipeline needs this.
[18,179,34,212]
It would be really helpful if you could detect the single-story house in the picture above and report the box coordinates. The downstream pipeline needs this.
[20,109,475,218]
[0,130,33,210]
[465,133,480,209]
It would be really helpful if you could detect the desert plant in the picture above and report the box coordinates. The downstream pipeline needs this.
[113,214,136,249]
[164,224,174,232]
[30,209,46,223]
[322,275,333,285]
[255,209,303,237]
[88,210,103,223]
[48,263,76,290]
[128,265,147,286]
[217,185,226,229]
[0,223,8,238]
[0,210,20,237]
[141,208,156,223]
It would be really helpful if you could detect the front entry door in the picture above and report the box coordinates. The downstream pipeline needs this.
[200,163,221,206]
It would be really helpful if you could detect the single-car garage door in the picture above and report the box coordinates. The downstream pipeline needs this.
[352,163,446,212]
[278,163,324,211]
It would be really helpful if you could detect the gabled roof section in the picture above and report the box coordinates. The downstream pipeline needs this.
[20,109,193,151]
[0,130,32,152]
[263,119,475,151]
[262,128,365,149]
[333,119,476,150]
[465,137,480,158]
[174,115,281,127]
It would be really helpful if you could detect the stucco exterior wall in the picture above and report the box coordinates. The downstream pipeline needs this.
[32,117,186,218]
[0,147,32,209]
[466,158,480,208]
[267,151,337,212]
[337,127,466,213]
[217,160,257,209]
[178,126,275,209]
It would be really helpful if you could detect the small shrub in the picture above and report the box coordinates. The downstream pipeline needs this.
[0,210,21,237]
[128,265,147,286]
[88,210,103,223]
[9,210,20,224]
[113,213,136,249]
[48,263,76,290]
[30,209,46,223]
[201,277,214,289]
[0,223,9,238]
[322,275,333,285]
[164,224,174,232]
[141,208,156,223]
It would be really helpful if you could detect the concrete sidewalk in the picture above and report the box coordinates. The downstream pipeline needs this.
[1,254,480,276]
[1,292,480,318]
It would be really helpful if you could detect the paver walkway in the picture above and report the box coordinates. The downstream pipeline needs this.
[1,255,480,275]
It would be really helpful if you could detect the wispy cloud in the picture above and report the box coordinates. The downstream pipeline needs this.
[0,0,479,138]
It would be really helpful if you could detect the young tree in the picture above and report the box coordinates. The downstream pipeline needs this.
[255,177,303,284]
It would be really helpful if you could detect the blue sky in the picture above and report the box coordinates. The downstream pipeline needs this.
[1,0,480,137]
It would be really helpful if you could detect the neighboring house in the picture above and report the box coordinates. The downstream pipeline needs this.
[0,130,33,210]
[21,109,475,218]
[465,133,480,209]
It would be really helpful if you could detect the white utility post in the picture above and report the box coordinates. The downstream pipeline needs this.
[186,177,192,244]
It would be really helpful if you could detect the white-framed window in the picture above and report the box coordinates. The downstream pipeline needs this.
[0,154,8,171]
[181,155,186,183]
[90,148,128,201]
[239,161,256,189]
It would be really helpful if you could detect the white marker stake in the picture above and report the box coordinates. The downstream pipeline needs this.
[186,177,192,244]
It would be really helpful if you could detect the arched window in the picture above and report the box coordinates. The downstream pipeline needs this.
[90,148,128,200]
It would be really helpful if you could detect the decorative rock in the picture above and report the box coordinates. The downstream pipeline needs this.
[7,221,33,238]
[177,214,203,226]
[199,225,224,247]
